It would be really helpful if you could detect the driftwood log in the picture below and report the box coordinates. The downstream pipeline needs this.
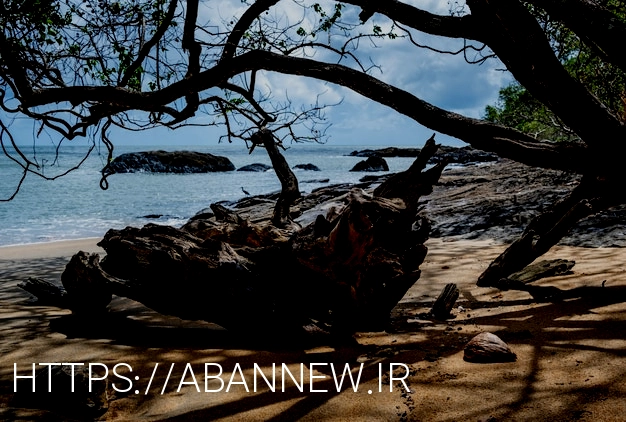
[477,175,624,287]
[430,283,459,320]
[487,259,576,291]
[17,277,68,307]
[49,136,446,338]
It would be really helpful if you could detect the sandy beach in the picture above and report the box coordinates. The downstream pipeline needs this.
[2,236,626,421]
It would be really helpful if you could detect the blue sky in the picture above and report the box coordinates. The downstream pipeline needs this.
[6,0,513,149]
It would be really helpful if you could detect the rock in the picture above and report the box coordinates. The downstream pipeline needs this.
[421,159,577,243]
[107,150,235,173]
[12,364,109,419]
[463,332,517,363]
[359,174,389,183]
[237,163,271,172]
[349,147,420,157]
[301,178,330,184]
[434,146,498,165]
[142,214,163,219]
[293,163,321,171]
[350,156,389,172]
[348,145,498,164]
[418,158,626,247]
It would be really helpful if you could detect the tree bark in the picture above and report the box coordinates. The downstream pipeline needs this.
[251,128,301,227]
[18,277,67,307]
[430,283,459,320]
[506,259,575,284]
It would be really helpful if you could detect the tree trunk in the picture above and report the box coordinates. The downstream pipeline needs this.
[251,128,301,227]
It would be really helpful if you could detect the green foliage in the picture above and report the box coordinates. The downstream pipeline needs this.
[297,3,343,38]
[1,0,182,91]
[485,2,626,142]
[1,0,71,46]
[485,83,578,141]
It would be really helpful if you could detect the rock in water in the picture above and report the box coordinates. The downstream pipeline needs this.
[350,156,389,172]
[348,145,498,164]
[107,150,235,173]
[463,332,517,363]
[293,163,321,171]
[237,163,271,172]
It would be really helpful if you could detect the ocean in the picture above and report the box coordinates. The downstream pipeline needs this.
[0,142,418,247]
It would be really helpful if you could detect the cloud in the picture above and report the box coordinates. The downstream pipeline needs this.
[9,0,511,148]
[194,0,509,143]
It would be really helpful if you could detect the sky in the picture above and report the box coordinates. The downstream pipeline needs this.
[6,0,514,149]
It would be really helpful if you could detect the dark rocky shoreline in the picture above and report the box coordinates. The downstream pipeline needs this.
[348,145,499,165]
[121,146,623,248]
[421,159,626,247]
[211,157,625,248]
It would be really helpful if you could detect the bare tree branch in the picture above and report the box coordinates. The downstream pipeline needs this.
[120,0,179,87]
[340,0,481,40]
[220,0,281,62]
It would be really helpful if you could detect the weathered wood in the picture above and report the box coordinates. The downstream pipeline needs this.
[507,259,575,284]
[477,176,621,287]
[59,136,445,338]
[290,189,431,332]
[430,283,459,320]
[17,277,67,307]
[211,203,244,224]
[374,134,447,215]
[61,251,113,314]
[251,128,301,227]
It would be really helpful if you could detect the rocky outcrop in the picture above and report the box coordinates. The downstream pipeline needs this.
[225,158,626,247]
[420,159,626,247]
[107,150,235,173]
[349,145,498,165]
[302,178,329,184]
[349,147,420,157]
[422,159,573,243]
[350,156,389,172]
[293,163,321,171]
[433,146,498,164]
[237,163,271,172]
[117,154,623,248]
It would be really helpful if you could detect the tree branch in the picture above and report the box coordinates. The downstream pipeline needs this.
[340,0,481,41]
[23,50,591,173]
[466,0,626,152]
[120,0,179,88]
[220,0,281,63]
